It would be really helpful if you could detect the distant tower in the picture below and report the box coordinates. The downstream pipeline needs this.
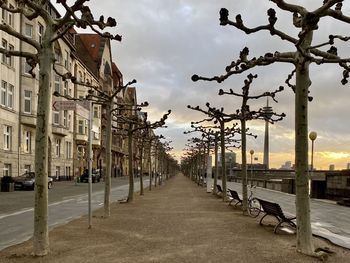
[263,98,273,169]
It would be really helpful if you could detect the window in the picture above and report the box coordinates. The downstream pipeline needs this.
[65,141,71,159]
[63,81,68,95]
[8,44,14,66]
[63,110,67,127]
[55,139,61,157]
[68,84,72,97]
[93,131,99,140]
[1,0,7,23]
[77,146,84,159]
[0,80,13,108]
[2,39,7,63]
[84,120,88,135]
[93,106,99,118]
[53,111,60,125]
[38,23,44,43]
[54,74,60,93]
[65,166,71,177]
[78,71,83,82]
[3,163,11,177]
[3,125,12,150]
[23,59,32,75]
[24,23,33,38]
[24,130,31,153]
[64,50,69,68]
[7,84,13,108]
[24,90,32,113]
[1,81,6,106]
[67,113,72,129]
[8,4,13,27]
[78,120,84,134]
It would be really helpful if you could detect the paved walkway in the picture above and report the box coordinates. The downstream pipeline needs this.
[224,181,350,249]
[0,175,349,263]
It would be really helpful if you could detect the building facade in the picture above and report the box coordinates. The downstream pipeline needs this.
[0,1,128,179]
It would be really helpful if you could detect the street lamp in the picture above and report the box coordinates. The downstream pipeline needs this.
[249,149,254,186]
[309,131,317,196]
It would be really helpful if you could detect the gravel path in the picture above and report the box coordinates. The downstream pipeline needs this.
[0,174,349,263]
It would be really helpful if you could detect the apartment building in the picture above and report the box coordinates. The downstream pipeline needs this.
[0,0,20,177]
[0,1,127,178]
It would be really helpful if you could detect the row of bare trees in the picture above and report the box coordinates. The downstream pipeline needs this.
[185,0,350,258]
[0,0,178,256]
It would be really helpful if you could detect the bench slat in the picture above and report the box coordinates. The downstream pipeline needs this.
[228,189,242,206]
[257,198,296,233]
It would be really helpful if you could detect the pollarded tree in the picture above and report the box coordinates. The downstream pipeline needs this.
[0,0,121,256]
[146,133,164,191]
[187,104,243,200]
[217,74,285,213]
[191,0,350,256]
[185,124,240,192]
[115,109,171,202]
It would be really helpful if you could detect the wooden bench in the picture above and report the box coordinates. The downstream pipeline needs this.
[257,198,296,233]
[216,184,223,195]
[228,189,242,206]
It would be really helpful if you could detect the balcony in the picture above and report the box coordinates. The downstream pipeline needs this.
[52,125,69,136]
[111,144,127,155]
[92,138,101,146]
[21,114,36,128]
[76,133,88,142]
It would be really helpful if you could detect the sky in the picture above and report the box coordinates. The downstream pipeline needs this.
[59,1,350,170]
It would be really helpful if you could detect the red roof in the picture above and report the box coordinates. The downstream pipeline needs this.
[78,34,104,63]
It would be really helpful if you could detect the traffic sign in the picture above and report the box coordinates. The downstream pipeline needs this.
[52,100,77,111]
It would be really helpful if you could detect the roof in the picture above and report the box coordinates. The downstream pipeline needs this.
[112,62,123,87]
[75,34,113,76]
[78,34,105,63]
[74,34,99,77]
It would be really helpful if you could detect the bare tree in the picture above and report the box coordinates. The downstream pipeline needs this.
[217,74,285,213]
[184,124,239,192]
[115,109,171,202]
[187,104,241,201]
[0,0,120,255]
[190,0,350,256]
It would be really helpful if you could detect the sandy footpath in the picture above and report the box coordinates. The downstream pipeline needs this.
[0,174,349,263]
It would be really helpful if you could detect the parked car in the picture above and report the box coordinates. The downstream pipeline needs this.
[80,169,101,183]
[13,172,53,190]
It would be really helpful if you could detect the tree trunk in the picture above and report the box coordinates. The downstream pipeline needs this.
[127,124,134,202]
[241,119,248,213]
[213,132,219,195]
[104,100,113,217]
[154,148,157,187]
[139,146,144,195]
[33,44,53,256]
[295,31,314,254]
[148,143,152,191]
[220,121,227,200]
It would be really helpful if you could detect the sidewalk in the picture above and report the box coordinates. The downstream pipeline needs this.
[0,175,349,263]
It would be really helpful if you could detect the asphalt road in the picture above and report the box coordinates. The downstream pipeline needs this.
[0,176,149,251]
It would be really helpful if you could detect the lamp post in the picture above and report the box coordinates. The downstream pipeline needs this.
[309,131,317,196]
[249,149,254,186]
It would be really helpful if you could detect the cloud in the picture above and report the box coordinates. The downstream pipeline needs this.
[58,1,350,169]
